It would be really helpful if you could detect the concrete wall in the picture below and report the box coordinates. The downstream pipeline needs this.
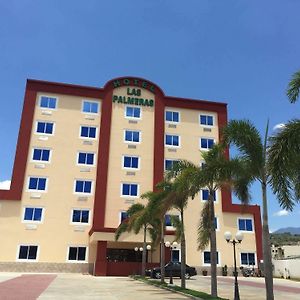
[273,259,300,279]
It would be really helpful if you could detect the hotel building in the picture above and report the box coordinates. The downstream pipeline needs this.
[0,77,262,275]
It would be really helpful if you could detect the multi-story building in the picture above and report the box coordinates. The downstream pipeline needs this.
[0,77,262,275]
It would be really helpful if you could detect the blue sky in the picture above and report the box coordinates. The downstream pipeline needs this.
[0,0,299,231]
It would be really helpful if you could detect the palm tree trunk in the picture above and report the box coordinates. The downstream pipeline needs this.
[142,225,147,277]
[209,190,218,298]
[180,209,186,289]
[160,220,165,283]
[261,181,274,300]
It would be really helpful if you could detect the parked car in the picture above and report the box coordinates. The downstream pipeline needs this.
[146,261,197,279]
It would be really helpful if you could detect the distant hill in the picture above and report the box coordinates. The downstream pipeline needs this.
[273,227,300,235]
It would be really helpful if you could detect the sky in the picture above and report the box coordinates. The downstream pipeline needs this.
[0,0,299,231]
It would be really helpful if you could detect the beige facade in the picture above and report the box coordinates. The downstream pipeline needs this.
[0,77,261,275]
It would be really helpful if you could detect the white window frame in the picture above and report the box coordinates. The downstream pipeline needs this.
[164,159,179,171]
[199,137,215,150]
[39,95,58,110]
[237,217,254,233]
[16,244,39,262]
[120,182,139,198]
[35,121,55,136]
[73,179,94,195]
[122,155,140,170]
[202,250,221,267]
[124,105,142,120]
[199,113,215,127]
[77,152,96,167]
[27,176,48,193]
[22,206,44,224]
[165,214,180,230]
[31,148,52,163]
[165,109,180,123]
[70,208,91,225]
[165,134,181,148]
[79,125,98,140]
[119,211,128,224]
[239,252,257,267]
[123,129,141,144]
[200,188,218,203]
[81,100,100,115]
[66,245,88,263]
[171,249,181,262]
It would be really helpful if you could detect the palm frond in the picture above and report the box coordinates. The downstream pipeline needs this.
[115,222,129,241]
[197,202,211,250]
[287,70,300,103]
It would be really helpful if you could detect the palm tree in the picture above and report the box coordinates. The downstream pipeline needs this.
[222,119,275,300]
[115,203,160,277]
[287,70,300,103]
[268,119,300,210]
[168,145,248,298]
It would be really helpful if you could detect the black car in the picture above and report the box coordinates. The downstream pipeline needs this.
[147,262,197,279]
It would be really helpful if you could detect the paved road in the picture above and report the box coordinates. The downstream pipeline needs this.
[0,273,300,300]
[172,275,300,300]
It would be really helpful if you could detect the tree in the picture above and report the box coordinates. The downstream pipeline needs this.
[268,119,300,210]
[222,119,276,300]
[115,203,160,277]
[168,145,248,298]
[287,70,300,103]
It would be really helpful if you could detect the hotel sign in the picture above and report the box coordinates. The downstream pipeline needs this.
[112,78,155,107]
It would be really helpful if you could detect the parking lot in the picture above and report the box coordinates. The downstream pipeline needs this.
[0,273,299,299]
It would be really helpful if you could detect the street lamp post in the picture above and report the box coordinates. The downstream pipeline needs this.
[134,245,151,275]
[165,241,178,285]
[224,231,244,300]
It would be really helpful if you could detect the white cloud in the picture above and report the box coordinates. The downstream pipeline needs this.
[273,123,285,131]
[0,180,11,190]
[273,209,289,217]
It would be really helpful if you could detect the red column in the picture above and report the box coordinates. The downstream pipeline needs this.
[94,241,108,276]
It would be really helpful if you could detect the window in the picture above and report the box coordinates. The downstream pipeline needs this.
[28,177,47,191]
[165,159,179,171]
[40,96,57,109]
[124,130,140,143]
[18,245,38,260]
[75,180,92,194]
[172,250,180,262]
[68,246,87,261]
[32,148,50,162]
[200,138,214,149]
[82,101,99,114]
[214,217,218,230]
[120,211,128,223]
[78,152,95,165]
[201,189,216,201]
[23,207,43,222]
[238,218,253,231]
[165,214,180,227]
[121,183,138,197]
[203,251,219,264]
[36,122,54,135]
[165,111,179,123]
[123,156,139,169]
[241,253,255,266]
[72,209,89,224]
[200,115,213,126]
[125,106,141,118]
[165,134,180,147]
[80,126,97,139]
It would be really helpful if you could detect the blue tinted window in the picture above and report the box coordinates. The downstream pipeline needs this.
[81,126,89,137]
[165,111,179,122]
[40,96,57,109]
[132,131,139,142]
[83,101,99,114]
[121,211,128,222]
[36,122,53,134]
[33,149,50,162]
[200,138,214,149]
[78,153,94,165]
[33,208,42,221]
[165,135,180,146]
[72,210,89,223]
[124,156,139,168]
[19,246,28,259]
[241,253,255,265]
[122,183,138,196]
[18,245,37,260]
[125,130,140,142]
[204,251,219,264]
[202,189,216,201]
[126,106,140,118]
[81,210,89,223]
[238,219,253,231]
[75,180,92,193]
[24,208,34,220]
[68,247,86,261]
[200,115,214,126]
[28,177,46,191]
[165,215,172,226]
[72,210,81,222]
[80,126,96,138]
[214,217,218,229]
